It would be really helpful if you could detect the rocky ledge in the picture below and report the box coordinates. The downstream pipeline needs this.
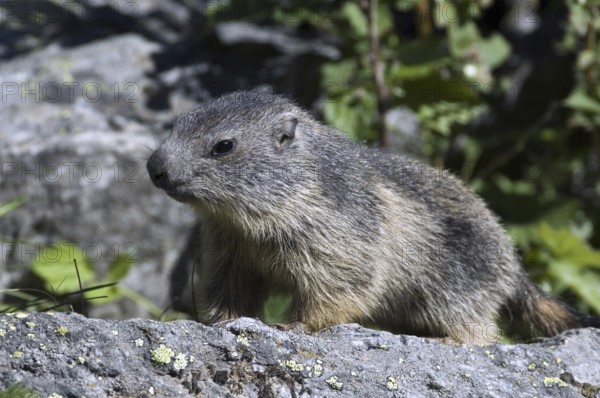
[0,312,598,397]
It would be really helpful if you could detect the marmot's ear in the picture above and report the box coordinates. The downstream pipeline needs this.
[275,112,298,150]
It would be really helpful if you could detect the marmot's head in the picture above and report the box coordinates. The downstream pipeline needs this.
[147,91,320,216]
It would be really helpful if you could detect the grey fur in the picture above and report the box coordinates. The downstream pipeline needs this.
[147,90,595,344]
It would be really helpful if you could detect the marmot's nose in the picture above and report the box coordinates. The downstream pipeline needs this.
[147,150,168,188]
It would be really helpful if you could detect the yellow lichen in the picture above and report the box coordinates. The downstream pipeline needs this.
[11,351,23,358]
[528,363,536,370]
[326,376,343,390]
[386,376,398,390]
[236,333,250,347]
[0,329,6,337]
[313,363,323,377]
[283,360,304,372]
[26,322,35,329]
[150,344,175,364]
[56,326,68,336]
[15,313,28,319]
[543,377,568,388]
[173,353,188,371]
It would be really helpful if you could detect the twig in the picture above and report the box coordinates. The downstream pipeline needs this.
[73,259,88,317]
[192,247,199,322]
[364,0,391,148]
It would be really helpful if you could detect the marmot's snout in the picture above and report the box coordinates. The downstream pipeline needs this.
[147,149,168,189]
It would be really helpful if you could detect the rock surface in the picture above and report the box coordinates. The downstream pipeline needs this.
[0,312,599,398]
[0,33,195,319]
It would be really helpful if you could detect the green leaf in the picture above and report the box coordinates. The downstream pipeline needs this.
[548,261,600,314]
[564,90,600,113]
[395,0,418,11]
[323,89,377,141]
[0,196,26,217]
[495,175,536,195]
[263,292,292,324]
[119,286,163,318]
[576,49,596,70]
[538,224,600,268]
[448,22,479,58]
[84,283,121,304]
[377,2,393,35]
[570,4,591,36]
[476,34,511,68]
[434,0,458,28]
[391,64,439,80]
[397,38,448,65]
[322,60,357,86]
[31,243,95,294]
[107,253,135,282]
[417,101,486,136]
[340,2,368,37]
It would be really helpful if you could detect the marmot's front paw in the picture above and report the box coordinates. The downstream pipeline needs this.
[272,322,309,334]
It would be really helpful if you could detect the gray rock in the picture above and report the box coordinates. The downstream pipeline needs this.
[0,313,598,397]
[385,106,423,157]
[0,33,160,119]
[0,34,195,319]
[215,22,340,60]
[0,123,196,319]
[0,0,198,58]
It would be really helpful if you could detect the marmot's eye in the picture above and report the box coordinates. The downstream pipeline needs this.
[212,140,235,156]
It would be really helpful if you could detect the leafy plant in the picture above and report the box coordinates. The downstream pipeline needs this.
[0,197,26,218]
[2,242,166,318]
[0,383,40,398]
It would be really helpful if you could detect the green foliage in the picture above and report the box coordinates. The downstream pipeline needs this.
[313,0,600,315]
[508,223,600,314]
[263,292,293,324]
[0,197,26,218]
[0,383,40,398]
[31,243,95,294]
[11,242,163,317]
[320,0,512,151]
[561,0,600,131]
